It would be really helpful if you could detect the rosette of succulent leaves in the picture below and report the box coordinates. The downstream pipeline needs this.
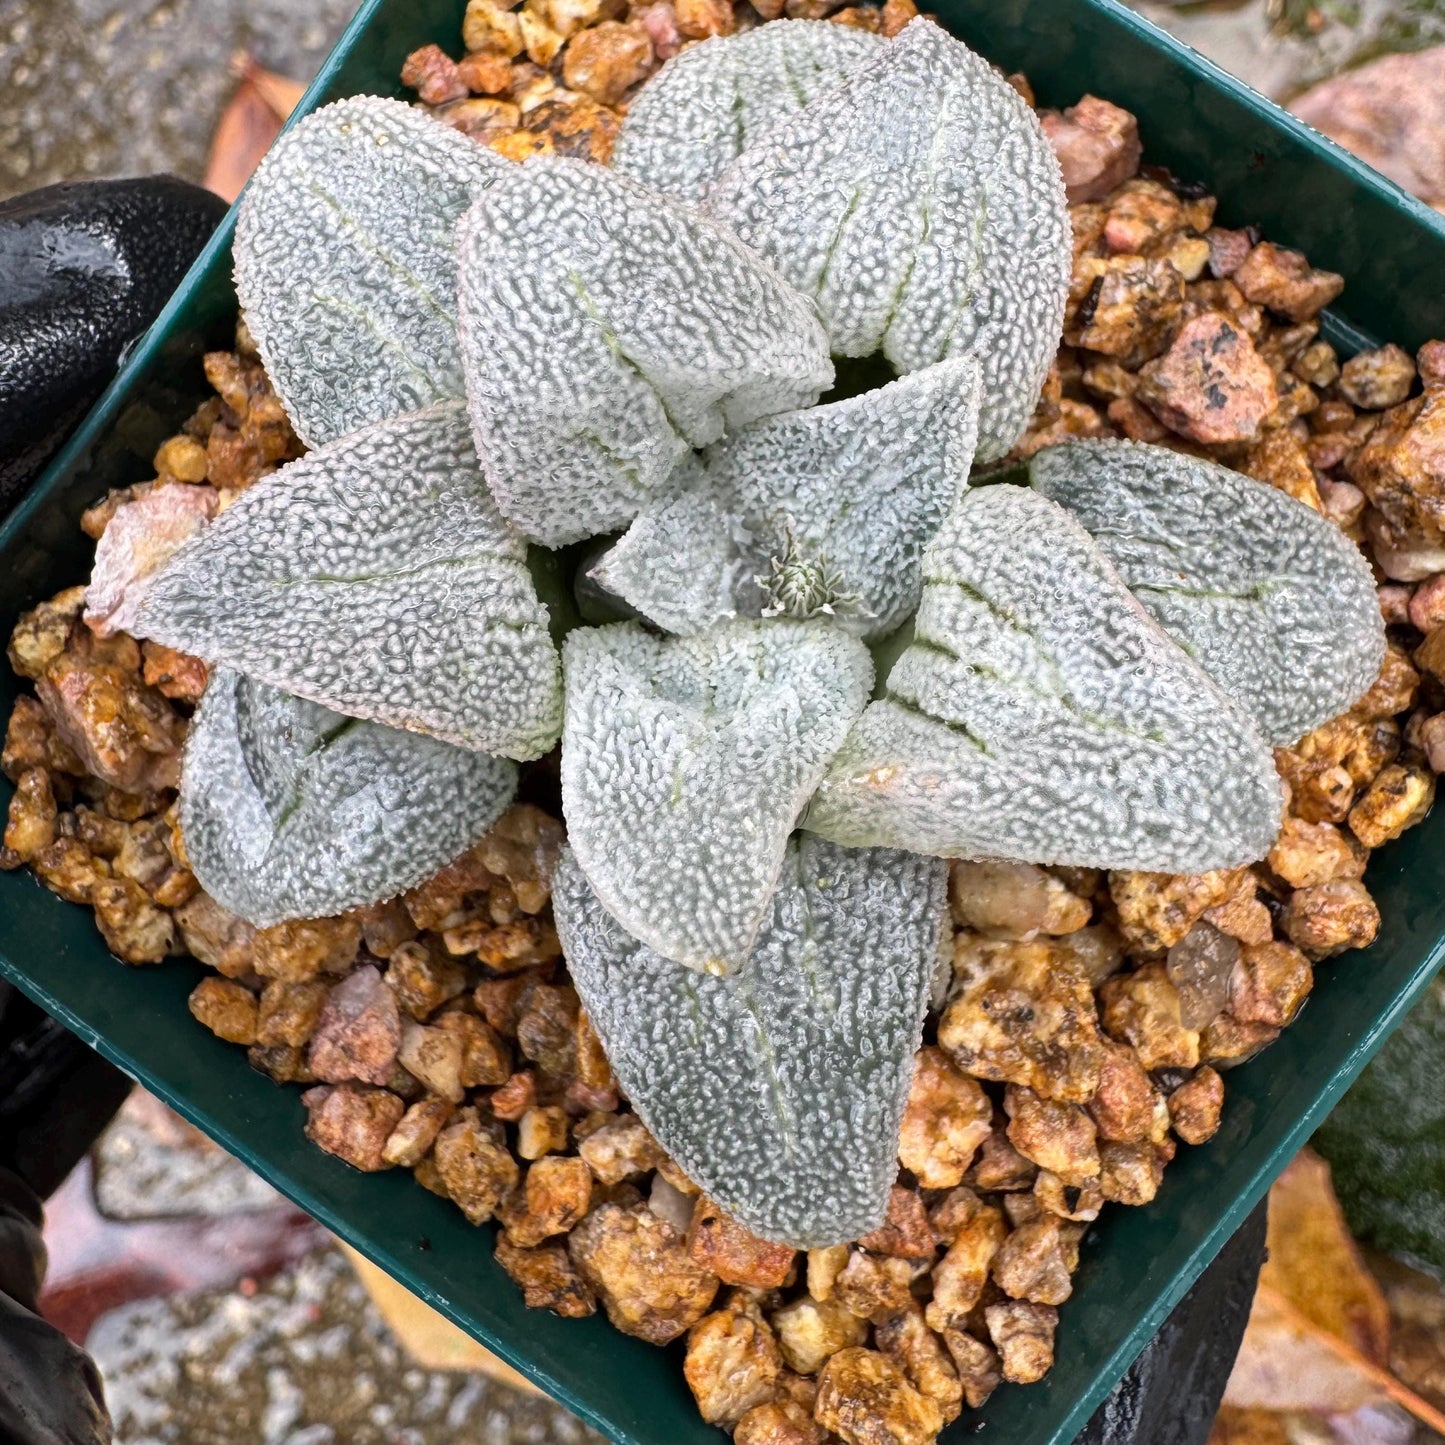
[104,19,1384,1248]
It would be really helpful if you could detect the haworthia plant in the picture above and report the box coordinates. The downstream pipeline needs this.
[183,670,518,928]
[560,619,872,973]
[134,403,562,760]
[611,21,886,204]
[804,486,1284,870]
[1028,440,1385,746]
[103,17,1401,1266]
[456,157,834,548]
[553,838,948,1246]
[234,97,507,447]
[706,18,1071,462]
[590,356,982,640]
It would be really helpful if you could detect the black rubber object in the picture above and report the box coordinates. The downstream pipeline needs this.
[1075,1202,1267,1444]
[0,175,227,508]
[0,987,133,1199]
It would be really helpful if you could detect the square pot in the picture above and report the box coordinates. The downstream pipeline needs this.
[2,3,1443,1442]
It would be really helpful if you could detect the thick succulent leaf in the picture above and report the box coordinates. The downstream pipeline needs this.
[234,97,508,447]
[706,18,1070,462]
[456,157,834,547]
[612,21,886,204]
[554,837,947,1246]
[560,619,872,973]
[591,356,981,640]
[134,403,562,760]
[804,485,1283,870]
[588,478,762,637]
[1028,439,1386,746]
[183,670,518,927]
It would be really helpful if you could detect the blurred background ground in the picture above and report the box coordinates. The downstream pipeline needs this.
[3,0,1445,1440]
[1133,0,1445,103]
[45,1088,605,1444]
[0,0,354,200]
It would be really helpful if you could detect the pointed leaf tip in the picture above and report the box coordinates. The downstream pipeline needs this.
[560,619,872,972]
[593,355,982,640]
[183,670,518,927]
[555,837,948,1246]
[135,403,563,760]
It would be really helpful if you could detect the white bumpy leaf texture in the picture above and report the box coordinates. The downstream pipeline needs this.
[586,475,752,636]
[561,619,872,974]
[133,403,563,760]
[611,21,887,203]
[706,18,1071,462]
[590,356,982,640]
[234,97,507,447]
[554,838,948,1247]
[804,485,1284,871]
[457,157,834,548]
[182,670,519,928]
[1028,439,1386,746]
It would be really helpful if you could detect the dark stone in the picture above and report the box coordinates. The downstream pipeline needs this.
[0,176,226,506]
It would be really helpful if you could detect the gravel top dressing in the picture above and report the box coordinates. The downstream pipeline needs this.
[3,4,1445,1443]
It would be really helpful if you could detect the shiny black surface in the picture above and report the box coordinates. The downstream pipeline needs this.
[0,177,225,504]
[1078,1206,1267,1444]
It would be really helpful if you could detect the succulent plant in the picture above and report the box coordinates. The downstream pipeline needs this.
[802,484,1286,869]
[455,156,834,547]
[235,97,507,447]
[561,619,873,974]
[611,20,886,203]
[183,669,518,927]
[136,402,562,758]
[109,18,1384,1246]
[702,18,1072,462]
[1024,438,1386,746]
[591,354,982,640]
[554,837,948,1246]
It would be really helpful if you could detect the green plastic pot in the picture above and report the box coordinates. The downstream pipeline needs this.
[1,3,1443,1442]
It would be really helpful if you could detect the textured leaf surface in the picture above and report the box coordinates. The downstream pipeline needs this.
[706,18,1070,461]
[554,837,947,1246]
[587,473,759,637]
[1029,439,1386,746]
[804,485,1283,870]
[135,404,562,760]
[591,356,981,640]
[183,670,518,927]
[234,97,508,447]
[561,619,872,973]
[612,21,886,203]
[456,157,834,547]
